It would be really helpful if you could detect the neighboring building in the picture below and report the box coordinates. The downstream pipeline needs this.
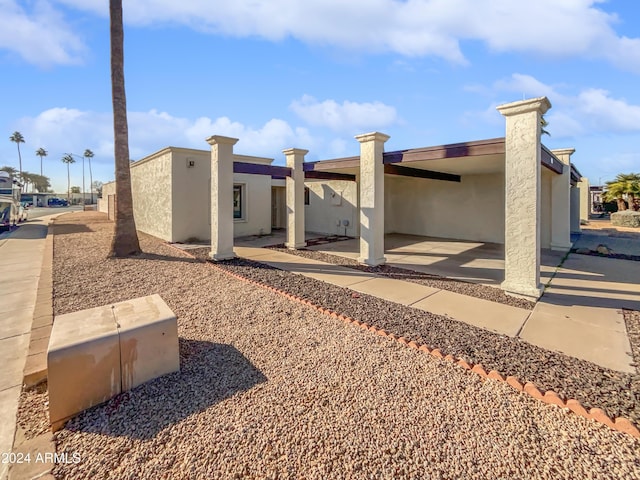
[591,185,604,213]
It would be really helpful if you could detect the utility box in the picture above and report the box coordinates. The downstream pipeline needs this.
[48,294,179,431]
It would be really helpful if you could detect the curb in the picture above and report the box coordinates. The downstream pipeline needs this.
[22,220,55,387]
[173,246,640,440]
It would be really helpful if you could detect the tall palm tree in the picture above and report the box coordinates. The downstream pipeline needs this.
[9,131,25,177]
[84,149,95,204]
[603,173,640,212]
[36,147,48,176]
[109,0,140,256]
[61,154,75,202]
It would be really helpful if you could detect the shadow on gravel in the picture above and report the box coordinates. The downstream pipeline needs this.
[51,223,94,235]
[63,339,267,440]
[124,252,203,264]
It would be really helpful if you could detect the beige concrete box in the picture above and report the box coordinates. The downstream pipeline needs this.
[115,294,180,391]
[47,294,180,431]
[47,305,121,431]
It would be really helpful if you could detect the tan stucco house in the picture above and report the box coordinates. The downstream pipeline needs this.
[101,96,587,300]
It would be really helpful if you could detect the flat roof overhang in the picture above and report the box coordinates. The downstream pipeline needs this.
[305,137,569,180]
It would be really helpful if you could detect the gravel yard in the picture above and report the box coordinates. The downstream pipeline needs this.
[34,212,640,479]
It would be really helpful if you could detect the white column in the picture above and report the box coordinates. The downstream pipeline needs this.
[207,135,238,261]
[283,148,308,249]
[497,97,551,300]
[570,185,581,233]
[578,176,590,226]
[356,131,389,266]
[549,148,575,252]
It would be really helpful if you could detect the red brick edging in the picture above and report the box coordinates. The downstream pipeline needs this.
[169,245,640,439]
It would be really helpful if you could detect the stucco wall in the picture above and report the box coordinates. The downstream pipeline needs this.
[540,169,553,249]
[384,173,505,243]
[99,181,115,214]
[130,151,173,241]
[171,149,210,242]
[233,173,272,237]
[304,180,359,236]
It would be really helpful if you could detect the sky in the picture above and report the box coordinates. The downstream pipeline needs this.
[1,0,639,194]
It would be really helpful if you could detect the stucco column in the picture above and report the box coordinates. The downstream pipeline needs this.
[497,97,551,300]
[578,177,590,225]
[207,135,238,261]
[356,131,389,266]
[283,148,308,249]
[570,186,581,233]
[549,148,575,252]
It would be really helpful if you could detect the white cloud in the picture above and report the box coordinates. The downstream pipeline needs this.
[0,0,85,66]
[290,95,398,133]
[12,106,318,165]
[482,74,640,138]
[5,1,638,72]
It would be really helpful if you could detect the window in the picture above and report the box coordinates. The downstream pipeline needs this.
[304,186,310,205]
[233,184,245,220]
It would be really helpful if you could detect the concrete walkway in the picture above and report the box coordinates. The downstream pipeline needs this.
[0,216,57,480]
[235,245,637,374]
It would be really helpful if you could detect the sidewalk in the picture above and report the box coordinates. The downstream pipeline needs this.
[235,245,637,373]
[0,216,57,480]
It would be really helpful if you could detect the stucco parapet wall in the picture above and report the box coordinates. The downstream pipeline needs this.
[234,153,274,165]
[355,132,391,144]
[496,96,551,116]
[130,146,207,169]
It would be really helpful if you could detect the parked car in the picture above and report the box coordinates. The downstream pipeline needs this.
[48,198,69,207]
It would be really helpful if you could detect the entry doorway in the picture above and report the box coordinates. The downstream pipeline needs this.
[271,186,286,229]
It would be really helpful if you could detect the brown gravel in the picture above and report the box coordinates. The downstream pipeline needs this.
[190,253,640,426]
[38,212,640,479]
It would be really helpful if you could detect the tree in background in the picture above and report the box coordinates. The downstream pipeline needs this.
[84,149,95,204]
[603,173,640,212]
[109,0,140,256]
[61,154,75,202]
[36,147,48,176]
[31,174,51,193]
[9,131,25,177]
[71,186,81,193]
[92,180,104,198]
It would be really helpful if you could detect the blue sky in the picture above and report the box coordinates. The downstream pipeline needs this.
[1,0,639,193]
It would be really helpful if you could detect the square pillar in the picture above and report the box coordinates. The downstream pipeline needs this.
[283,148,308,249]
[356,131,389,266]
[578,177,590,225]
[207,135,238,261]
[497,97,551,300]
[570,185,581,233]
[549,148,575,252]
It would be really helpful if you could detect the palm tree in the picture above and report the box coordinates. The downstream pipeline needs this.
[61,154,75,202]
[84,149,95,204]
[109,0,140,256]
[603,173,640,211]
[36,148,48,176]
[9,131,25,177]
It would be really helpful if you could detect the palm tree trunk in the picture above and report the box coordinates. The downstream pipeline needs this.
[67,163,71,202]
[89,158,93,204]
[109,0,140,257]
[17,144,22,178]
[616,198,627,211]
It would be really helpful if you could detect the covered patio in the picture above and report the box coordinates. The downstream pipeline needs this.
[304,233,567,288]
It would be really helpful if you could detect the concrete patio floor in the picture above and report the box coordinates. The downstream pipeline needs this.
[306,233,567,287]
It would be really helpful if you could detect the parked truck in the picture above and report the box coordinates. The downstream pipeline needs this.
[0,171,23,232]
